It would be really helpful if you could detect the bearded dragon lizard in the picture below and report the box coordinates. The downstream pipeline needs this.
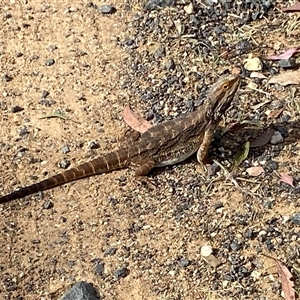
[0,74,240,204]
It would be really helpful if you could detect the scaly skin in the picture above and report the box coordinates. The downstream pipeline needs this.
[0,74,240,204]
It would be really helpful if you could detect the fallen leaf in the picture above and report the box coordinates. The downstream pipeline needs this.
[233,141,250,167]
[280,174,295,187]
[266,49,300,60]
[122,106,152,134]
[250,100,271,110]
[269,71,300,86]
[276,260,296,300]
[267,108,284,119]
[250,128,275,147]
[241,120,263,127]
[39,109,68,120]
[261,254,296,300]
[282,2,300,12]
[250,72,267,79]
[246,166,264,176]
[174,19,185,36]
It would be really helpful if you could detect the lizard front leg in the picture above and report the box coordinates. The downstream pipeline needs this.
[197,125,215,163]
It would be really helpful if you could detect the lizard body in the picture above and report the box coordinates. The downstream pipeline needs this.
[0,74,240,204]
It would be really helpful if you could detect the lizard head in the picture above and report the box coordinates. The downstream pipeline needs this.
[206,74,241,121]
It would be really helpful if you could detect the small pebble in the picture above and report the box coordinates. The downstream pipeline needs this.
[48,45,58,52]
[19,126,29,137]
[144,0,174,11]
[61,145,70,154]
[43,200,53,209]
[58,158,71,169]
[114,267,129,280]
[99,5,115,14]
[184,3,193,14]
[290,212,300,225]
[165,59,175,70]
[270,131,283,145]
[60,216,67,223]
[41,90,50,98]
[60,281,99,300]
[104,247,117,256]
[244,57,263,71]
[178,258,190,267]
[2,74,13,82]
[278,58,296,69]
[45,58,55,66]
[11,106,24,113]
[88,141,99,149]
[92,258,105,277]
[154,47,165,59]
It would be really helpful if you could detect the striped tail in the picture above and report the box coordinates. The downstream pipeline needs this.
[0,149,131,204]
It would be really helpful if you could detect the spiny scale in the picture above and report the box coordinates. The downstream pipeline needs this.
[0,74,240,204]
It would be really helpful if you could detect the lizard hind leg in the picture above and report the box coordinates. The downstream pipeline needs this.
[132,159,157,189]
[133,158,155,176]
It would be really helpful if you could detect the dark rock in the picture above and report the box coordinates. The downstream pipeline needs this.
[40,99,56,106]
[244,228,257,239]
[31,239,41,244]
[214,202,224,210]
[114,267,129,280]
[235,40,253,54]
[123,37,135,47]
[104,247,117,256]
[154,47,165,59]
[61,145,70,154]
[30,54,39,61]
[98,5,116,14]
[165,59,175,70]
[107,196,119,206]
[291,212,300,225]
[278,58,297,69]
[58,158,71,169]
[275,126,289,138]
[43,200,53,209]
[67,260,76,267]
[178,258,190,267]
[48,45,58,52]
[2,74,13,82]
[190,14,200,24]
[60,216,67,223]
[15,52,23,57]
[41,90,50,98]
[45,58,55,66]
[265,160,278,171]
[91,258,105,277]
[60,281,99,300]
[19,126,29,137]
[11,106,24,113]
[144,0,174,11]
[281,113,291,123]
[230,241,242,251]
[88,141,99,149]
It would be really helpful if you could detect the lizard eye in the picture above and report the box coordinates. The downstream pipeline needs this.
[223,84,229,90]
